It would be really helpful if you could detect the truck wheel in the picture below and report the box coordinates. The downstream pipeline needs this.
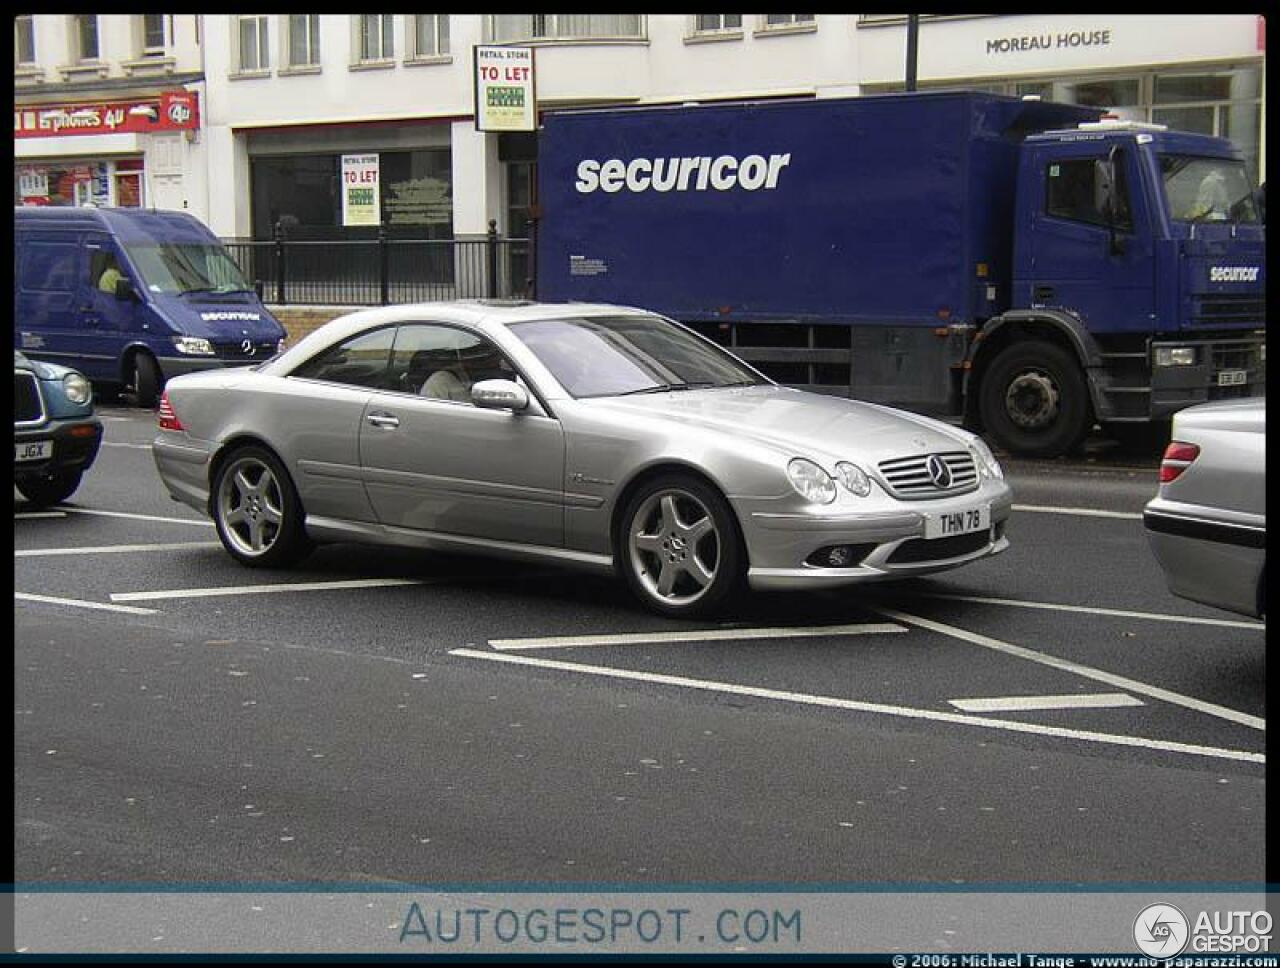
[978,341,1091,458]
[16,470,83,508]
[131,353,163,409]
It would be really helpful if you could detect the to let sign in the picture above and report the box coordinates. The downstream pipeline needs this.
[474,46,536,132]
[341,154,380,226]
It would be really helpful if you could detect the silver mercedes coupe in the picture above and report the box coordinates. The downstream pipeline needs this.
[153,301,1012,617]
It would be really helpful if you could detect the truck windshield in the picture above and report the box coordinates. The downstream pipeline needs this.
[509,314,767,399]
[124,243,253,295]
[1159,155,1259,225]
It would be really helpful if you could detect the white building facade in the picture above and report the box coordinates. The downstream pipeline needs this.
[17,14,1266,245]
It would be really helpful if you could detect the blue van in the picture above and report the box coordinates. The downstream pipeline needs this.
[14,207,287,406]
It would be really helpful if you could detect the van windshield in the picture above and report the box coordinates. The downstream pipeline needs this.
[124,243,253,295]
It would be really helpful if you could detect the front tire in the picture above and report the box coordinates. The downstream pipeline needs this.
[16,470,83,508]
[978,340,1091,458]
[618,473,744,618]
[131,352,163,409]
[212,446,312,568]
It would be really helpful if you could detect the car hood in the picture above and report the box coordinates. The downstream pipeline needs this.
[584,385,974,465]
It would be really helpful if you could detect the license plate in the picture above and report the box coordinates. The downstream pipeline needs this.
[925,503,990,540]
[1217,369,1247,387]
[15,440,52,462]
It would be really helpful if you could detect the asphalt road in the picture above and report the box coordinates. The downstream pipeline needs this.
[14,406,1265,887]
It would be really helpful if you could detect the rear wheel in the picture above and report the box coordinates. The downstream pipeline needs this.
[16,470,83,508]
[130,352,163,409]
[619,474,744,618]
[978,340,1091,458]
[212,446,312,568]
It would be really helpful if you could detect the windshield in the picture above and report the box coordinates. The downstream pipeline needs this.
[123,243,253,295]
[1159,155,1259,224]
[509,314,767,399]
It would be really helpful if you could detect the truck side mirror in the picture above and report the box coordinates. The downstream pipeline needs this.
[114,277,136,301]
[1098,148,1126,256]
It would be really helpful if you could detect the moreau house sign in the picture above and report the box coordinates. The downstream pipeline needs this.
[986,28,1113,55]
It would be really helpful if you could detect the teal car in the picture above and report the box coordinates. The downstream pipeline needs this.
[14,350,102,506]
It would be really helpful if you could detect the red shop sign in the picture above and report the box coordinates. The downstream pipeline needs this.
[14,90,200,139]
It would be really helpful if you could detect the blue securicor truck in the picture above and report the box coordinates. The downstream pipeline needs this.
[535,92,1265,457]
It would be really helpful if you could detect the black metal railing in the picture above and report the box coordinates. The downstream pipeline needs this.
[221,220,533,306]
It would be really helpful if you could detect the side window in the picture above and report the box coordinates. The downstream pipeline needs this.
[290,327,396,389]
[20,242,78,292]
[1046,157,1132,231]
[388,324,517,403]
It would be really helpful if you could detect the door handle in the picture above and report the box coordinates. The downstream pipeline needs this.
[366,413,400,430]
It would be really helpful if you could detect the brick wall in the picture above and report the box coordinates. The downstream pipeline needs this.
[268,306,364,345]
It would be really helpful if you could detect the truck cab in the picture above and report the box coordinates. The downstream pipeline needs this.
[976,120,1265,454]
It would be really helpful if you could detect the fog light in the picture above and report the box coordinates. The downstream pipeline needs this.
[1154,346,1197,367]
[827,546,855,567]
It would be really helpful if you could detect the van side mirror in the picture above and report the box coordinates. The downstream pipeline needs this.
[114,277,136,301]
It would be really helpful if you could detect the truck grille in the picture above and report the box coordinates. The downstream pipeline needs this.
[14,370,45,426]
[877,451,978,499]
[1192,296,1265,327]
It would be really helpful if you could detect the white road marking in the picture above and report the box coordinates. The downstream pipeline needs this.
[870,606,1265,732]
[13,512,67,520]
[16,542,220,557]
[15,592,158,616]
[1013,504,1141,520]
[917,592,1266,631]
[62,507,214,527]
[447,649,1263,765]
[111,577,427,602]
[490,623,907,651]
[100,442,152,450]
[947,693,1144,713]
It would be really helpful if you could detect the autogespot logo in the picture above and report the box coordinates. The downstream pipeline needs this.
[1134,902,1190,957]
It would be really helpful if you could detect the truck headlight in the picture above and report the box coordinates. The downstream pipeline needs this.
[834,461,872,497]
[173,336,215,356]
[971,435,1004,480]
[62,372,92,405]
[1154,346,1197,367]
[787,458,837,505]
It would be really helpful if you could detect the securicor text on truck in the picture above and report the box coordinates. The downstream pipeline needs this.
[535,92,1265,457]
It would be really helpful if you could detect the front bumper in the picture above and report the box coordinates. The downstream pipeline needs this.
[737,480,1013,591]
[14,418,103,480]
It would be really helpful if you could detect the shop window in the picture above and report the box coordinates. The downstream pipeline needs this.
[286,14,320,67]
[410,15,448,59]
[15,15,35,64]
[236,15,270,73]
[116,172,143,208]
[489,14,643,42]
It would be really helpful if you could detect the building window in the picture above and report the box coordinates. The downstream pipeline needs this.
[411,15,449,58]
[74,14,99,61]
[236,15,270,72]
[490,14,643,43]
[1153,66,1262,181]
[359,14,394,61]
[286,14,320,67]
[141,14,167,54]
[761,14,815,28]
[15,15,36,64]
[694,15,742,33]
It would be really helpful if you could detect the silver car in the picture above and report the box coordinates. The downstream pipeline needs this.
[1144,397,1266,619]
[153,301,1011,617]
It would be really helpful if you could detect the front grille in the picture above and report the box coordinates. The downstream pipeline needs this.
[1191,296,1265,327]
[887,529,991,565]
[1210,343,1262,371]
[877,451,978,499]
[212,340,277,360]
[14,371,45,425]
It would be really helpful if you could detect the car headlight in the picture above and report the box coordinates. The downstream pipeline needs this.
[834,461,872,497]
[971,435,1004,480]
[787,458,837,505]
[62,372,92,405]
[173,336,215,356]
[276,338,287,355]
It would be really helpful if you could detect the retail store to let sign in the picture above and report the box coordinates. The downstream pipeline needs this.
[474,46,536,132]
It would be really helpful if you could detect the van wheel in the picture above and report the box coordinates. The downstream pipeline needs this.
[16,470,83,508]
[131,353,162,409]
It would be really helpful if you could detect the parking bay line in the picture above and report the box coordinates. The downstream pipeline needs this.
[447,648,1263,765]
[62,507,214,527]
[111,577,429,602]
[490,623,907,651]
[914,592,1266,631]
[15,592,158,616]
[17,542,221,557]
[14,512,67,520]
[947,693,1145,713]
[1013,504,1142,521]
[869,606,1265,732]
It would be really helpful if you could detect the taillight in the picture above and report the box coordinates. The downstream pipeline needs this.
[157,391,185,432]
[1158,440,1200,483]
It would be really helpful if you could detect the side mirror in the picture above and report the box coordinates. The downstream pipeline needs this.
[471,378,529,412]
[1098,148,1125,256]
[114,277,136,301]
